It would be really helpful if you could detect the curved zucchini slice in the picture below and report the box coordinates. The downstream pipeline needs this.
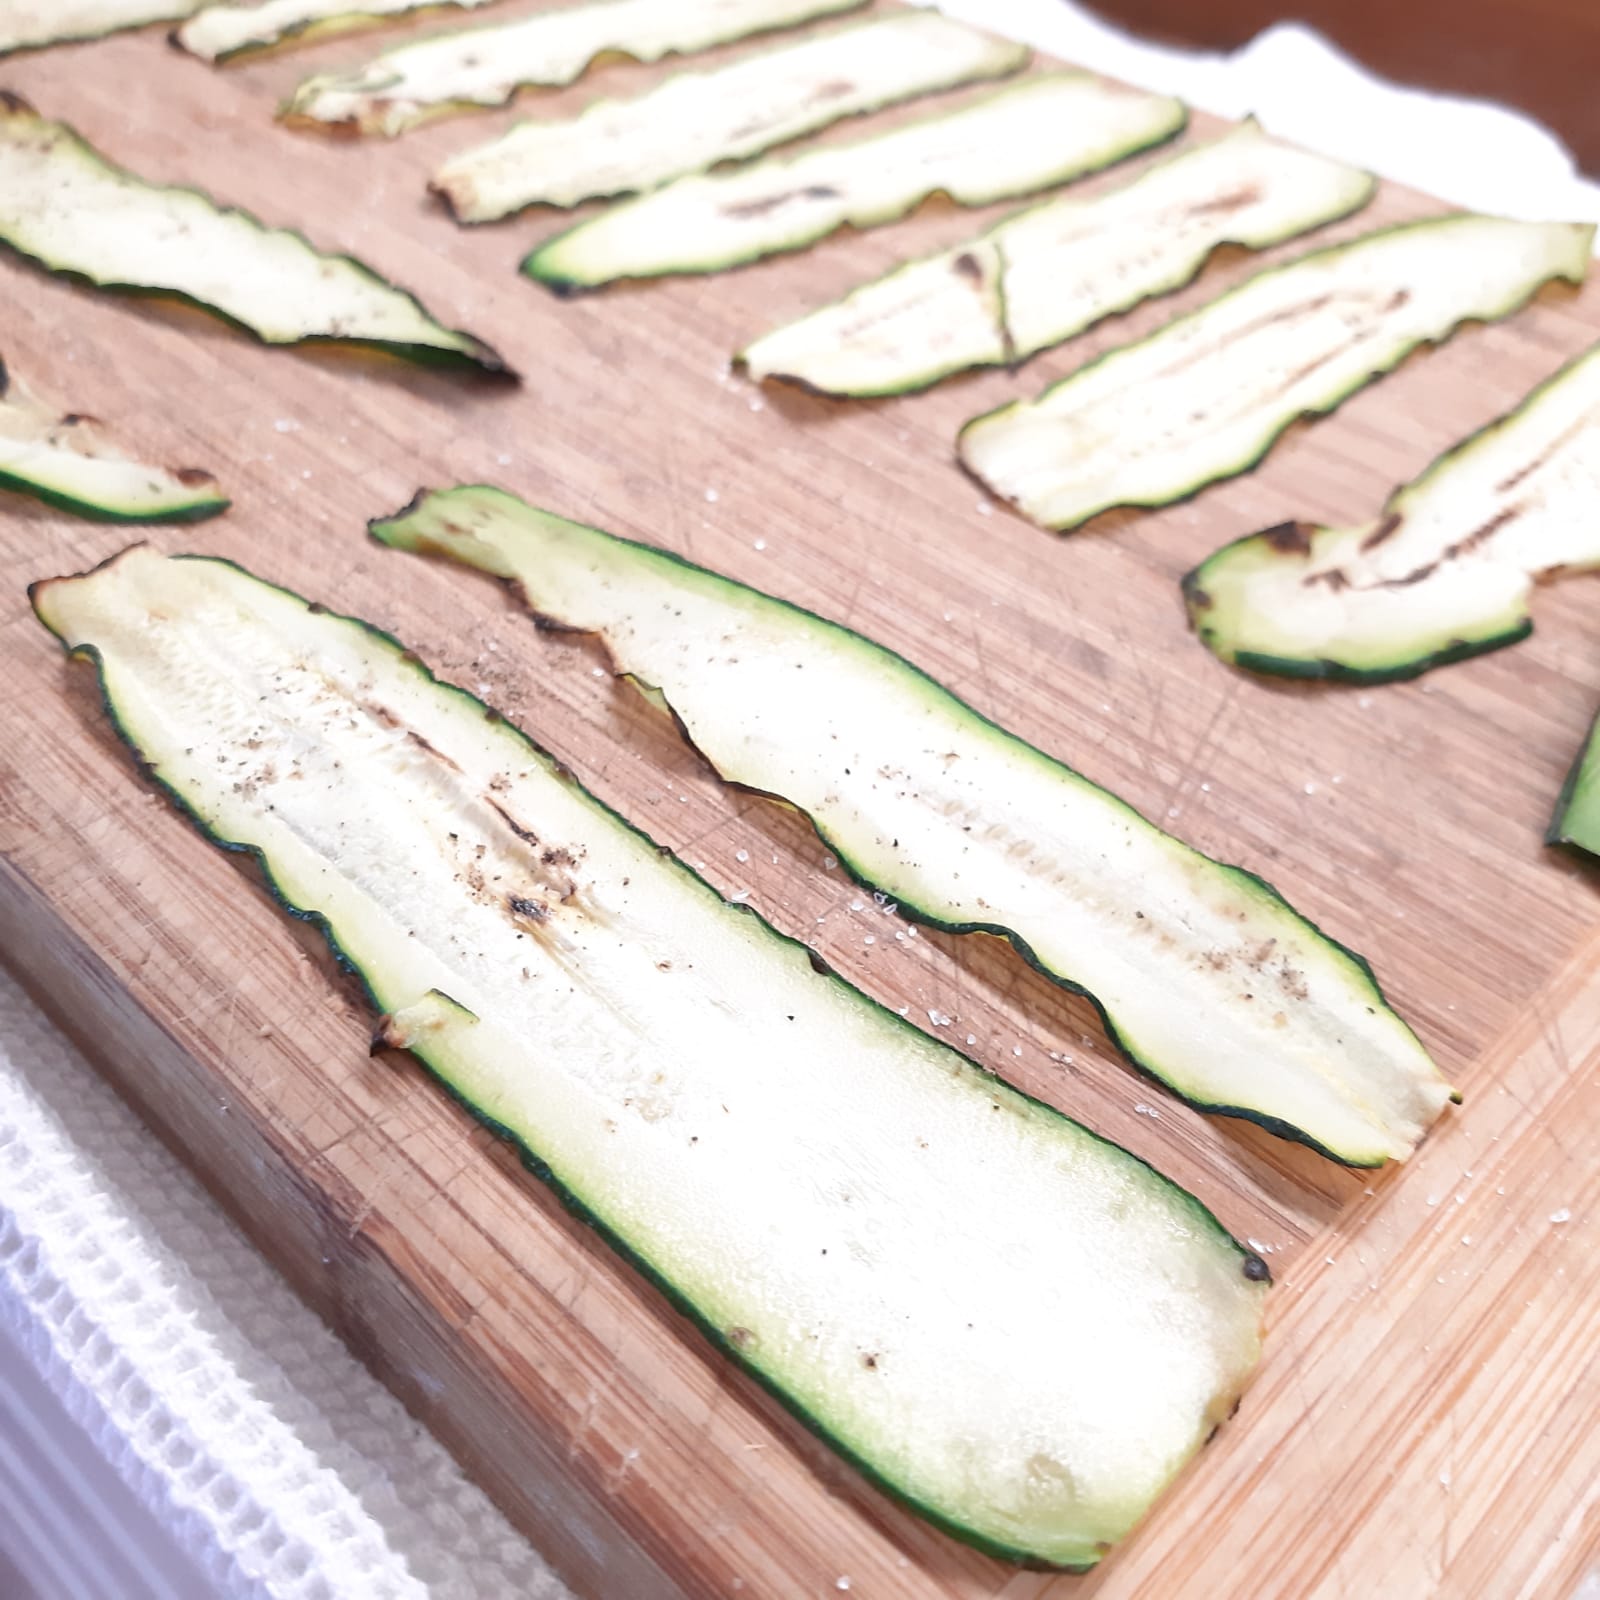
[373,486,1456,1165]
[0,358,227,521]
[0,95,507,374]
[740,120,1375,398]
[1185,339,1600,683]
[175,0,504,64]
[0,0,204,55]
[958,215,1594,533]
[282,0,867,138]
[524,73,1186,291]
[431,12,1027,222]
[1550,708,1600,859]
[32,545,1269,1570]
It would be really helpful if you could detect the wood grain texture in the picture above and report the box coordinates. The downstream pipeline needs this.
[2,6,1600,1595]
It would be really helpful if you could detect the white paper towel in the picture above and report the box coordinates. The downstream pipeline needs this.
[3,7,1599,1598]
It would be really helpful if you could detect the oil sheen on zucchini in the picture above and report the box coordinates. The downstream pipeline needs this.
[373,486,1456,1165]
[32,545,1270,1570]
[431,11,1027,221]
[283,0,867,137]
[1550,707,1600,860]
[958,216,1594,533]
[0,357,227,521]
[0,0,204,54]
[175,0,504,63]
[524,72,1186,291]
[740,120,1375,398]
[0,95,507,373]
[1186,338,1600,683]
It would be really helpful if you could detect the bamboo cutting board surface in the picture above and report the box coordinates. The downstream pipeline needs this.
[3,6,1600,1596]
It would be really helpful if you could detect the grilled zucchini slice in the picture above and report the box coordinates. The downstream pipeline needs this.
[524,72,1187,290]
[0,357,227,521]
[175,0,504,63]
[32,544,1271,1570]
[1186,339,1600,683]
[283,0,867,137]
[958,215,1593,532]
[1,0,204,54]
[740,120,1374,397]
[373,485,1458,1166]
[431,11,1027,221]
[0,94,507,373]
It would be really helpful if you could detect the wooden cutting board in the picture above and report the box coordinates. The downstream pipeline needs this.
[3,6,1600,1596]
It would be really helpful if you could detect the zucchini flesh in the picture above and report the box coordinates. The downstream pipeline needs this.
[0,95,507,373]
[1186,339,1600,683]
[282,0,867,138]
[0,0,204,54]
[0,357,227,521]
[32,545,1269,1570]
[524,72,1187,291]
[175,0,504,64]
[1550,705,1600,858]
[373,486,1457,1166]
[431,12,1028,222]
[740,120,1375,398]
[958,215,1595,533]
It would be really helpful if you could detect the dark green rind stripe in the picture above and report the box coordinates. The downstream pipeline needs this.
[30,547,1264,1569]
[0,467,229,523]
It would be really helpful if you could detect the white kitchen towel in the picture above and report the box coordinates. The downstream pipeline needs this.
[4,6,1600,1599]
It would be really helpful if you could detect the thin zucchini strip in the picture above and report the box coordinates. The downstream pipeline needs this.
[740,120,1375,398]
[283,0,867,138]
[524,73,1187,291]
[1186,339,1600,683]
[0,95,508,374]
[0,0,204,55]
[373,486,1457,1165]
[175,0,504,64]
[0,357,227,521]
[958,215,1594,533]
[431,12,1028,222]
[1550,707,1600,859]
[33,545,1270,1570]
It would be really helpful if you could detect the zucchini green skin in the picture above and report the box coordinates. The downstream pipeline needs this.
[1548,710,1600,858]
[737,120,1376,400]
[0,357,230,522]
[281,0,870,138]
[1185,337,1600,684]
[1,0,205,55]
[430,12,1029,222]
[373,486,1458,1166]
[32,545,1270,1569]
[523,72,1187,292]
[173,0,503,65]
[957,215,1595,533]
[0,94,510,376]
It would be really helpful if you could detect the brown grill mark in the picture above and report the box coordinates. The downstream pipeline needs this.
[953,251,985,284]
[1443,504,1522,562]
[1496,413,1588,493]
[1360,511,1405,552]
[1186,185,1261,217]
[1263,522,1313,556]
[405,728,461,771]
[723,184,839,220]
[486,796,538,847]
